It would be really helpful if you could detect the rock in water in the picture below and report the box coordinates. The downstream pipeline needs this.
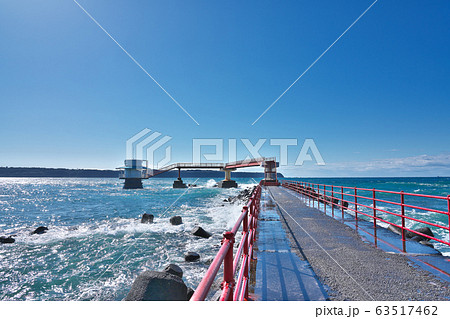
[31,226,48,235]
[186,287,195,300]
[388,224,402,236]
[125,271,187,301]
[185,252,200,262]
[170,216,183,226]
[163,264,183,278]
[387,225,414,238]
[141,213,154,224]
[0,236,15,244]
[413,227,434,241]
[192,226,212,239]
[419,240,435,248]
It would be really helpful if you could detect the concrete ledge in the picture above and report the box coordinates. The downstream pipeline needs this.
[173,179,187,188]
[218,180,238,188]
[123,178,143,189]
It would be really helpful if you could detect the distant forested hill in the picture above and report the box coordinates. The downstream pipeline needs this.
[0,167,284,178]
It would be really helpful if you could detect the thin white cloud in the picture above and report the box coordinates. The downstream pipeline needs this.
[280,154,450,177]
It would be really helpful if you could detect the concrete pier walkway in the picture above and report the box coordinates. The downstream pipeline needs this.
[252,190,328,301]
[254,186,449,301]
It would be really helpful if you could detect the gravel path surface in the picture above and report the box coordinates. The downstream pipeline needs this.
[267,187,449,301]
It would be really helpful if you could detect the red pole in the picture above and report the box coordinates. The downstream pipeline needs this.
[341,186,344,219]
[243,207,249,256]
[250,201,256,242]
[401,191,406,253]
[302,182,305,198]
[447,195,450,247]
[222,232,235,300]
[309,183,311,206]
[331,185,334,217]
[324,185,326,213]
[373,189,377,246]
[315,184,318,208]
[301,181,304,200]
[304,182,306,199]
[354,187,358,221]
[242,208,249,299]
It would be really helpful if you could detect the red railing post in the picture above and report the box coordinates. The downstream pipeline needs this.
[354,187,358,221]
[318,184,321,210]
[324,185,326,213]
[242,207,249,300]
[313,184,319,207]
[318,185,320,209]
[249,200,256,242]
[341,186,344,219]
[243,207,249,256]
[447,195,450,247]
[373,189,377,245]
[254,202,258,241]
[401,191,406,253]
[248,201,253,238]
[317,184,320,209]
[221,231,235,301]
[331,185,334,217]
[317,184,319,209]
[304,182,307,200]
[308,183,311,206]
[302,182,305,199]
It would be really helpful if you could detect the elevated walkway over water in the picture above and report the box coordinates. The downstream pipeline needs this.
[118,157,279,189]
[252,186,450,301]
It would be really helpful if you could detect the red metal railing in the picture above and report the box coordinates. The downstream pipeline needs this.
[282,181,450,253]
[190,183,262,301]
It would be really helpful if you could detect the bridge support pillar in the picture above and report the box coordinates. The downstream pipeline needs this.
[173,168,187,188]
[124,178,143,189]
[218,169,238,188]
[263,159,279,186]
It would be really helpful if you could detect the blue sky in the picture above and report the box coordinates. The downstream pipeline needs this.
[0,0,449,177]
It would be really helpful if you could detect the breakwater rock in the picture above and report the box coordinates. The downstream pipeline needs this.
[125,264,193,301]
[192,226,211,239]
[31,226,48,235]
[170,216,183,225]
[0,236,15,244]
[141,214,154,224]
[388,225,436,248]
[185,252,200,262]
[224,186,256,204]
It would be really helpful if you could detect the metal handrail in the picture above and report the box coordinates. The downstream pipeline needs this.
[282,180,450,253]
[225,157,276,168]
[190,182,262,301]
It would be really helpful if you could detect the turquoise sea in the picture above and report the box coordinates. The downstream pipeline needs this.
[0,177,449,300]
[0,177,256,301]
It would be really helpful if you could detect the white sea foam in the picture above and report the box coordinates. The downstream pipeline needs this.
[205,179,218,188]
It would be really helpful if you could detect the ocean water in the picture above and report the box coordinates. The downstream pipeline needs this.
[0,177,257,301]
[1,177,449,301]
